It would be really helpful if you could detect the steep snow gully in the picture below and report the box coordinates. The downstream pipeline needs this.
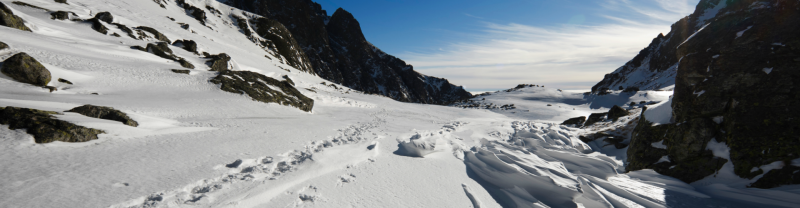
[1,0,800,207]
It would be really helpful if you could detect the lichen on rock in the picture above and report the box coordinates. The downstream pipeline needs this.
[1,53,52,87]
[0,106,105,143]
[0,2,32,31]
[66,105,139,127]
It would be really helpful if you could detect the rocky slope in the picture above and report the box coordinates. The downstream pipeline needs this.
[614,0,800,188]
[220,0,472,104]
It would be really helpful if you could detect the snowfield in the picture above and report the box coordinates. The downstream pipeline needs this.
[1,0,800,207]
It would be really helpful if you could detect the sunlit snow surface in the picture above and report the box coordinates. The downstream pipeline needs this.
[1,0,799,207]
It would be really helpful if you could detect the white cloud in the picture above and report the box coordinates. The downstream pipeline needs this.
[402,0,699,91]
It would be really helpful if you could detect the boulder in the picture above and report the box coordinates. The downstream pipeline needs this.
[171,69,190,74]
[89,19,108,34]
[1,53,52,86]
[0,2,31,31]
[55,0,68,4]
[94,12,113,23]
[57,78,73,84]
[561,116,586,127]
[134,26,171,42]
[607,105,628,121]
[210,70,314,112]
[583,113,607,126]
[66,105,138,127]
[112,23,137,39]
[206,53,231,72]
[50,11,73,20]
[0,106,105,143]
[0,41,7,50]
[146,42,176,60]
[172,39,197,54]
[282,75,294,86]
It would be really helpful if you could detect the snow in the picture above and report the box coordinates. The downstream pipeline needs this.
[736,26,753,38]
[651,140,667,149]
[695,0,728,29]
[1,0,798,207]
[643,96,673,125]
[706,139,731,160]
[763,67,773,74]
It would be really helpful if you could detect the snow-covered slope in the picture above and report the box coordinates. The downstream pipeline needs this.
[1,0,800,208]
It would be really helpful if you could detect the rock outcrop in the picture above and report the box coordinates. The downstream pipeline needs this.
[0,41,7,50]
[0,2,31,31]
[561,116,586,127]
[66,105,139,127]
[1,53,52,87]
[619,0,800,188]
[210,70,314,112]
[221,0,471,104]
[0,107,105,143]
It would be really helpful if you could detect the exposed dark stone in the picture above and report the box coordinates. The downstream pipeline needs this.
[94,12,113,23]
[172,39,198,54]
[282,75,294,86]
[57,78,72,84]
[226,159,243,168]
[0,106,105,143]
[583,113,607,126]
[749,166,800,189]
[622,86,639,93]
[146,42,175,60]
[205,53,231,72]
[0,2,32,31]
[54,0,68,4]
[1,53,51,86]
[603,136,628,149]
[0,41,7,50]
[134,26,171,43]
[171,69,190,74]
[627,109,727,183]
[112,23,137,39]
[11,2,49,11]
[50,11,74,20]
[44,86,57,92]
[607,105,629,121]
[561,116,586,127]
[176,0,207,25]
[111,33,120,37]
[177,59,194,69]
[130,45,146,52]
[66,104,139,127]
[609,0,800,188]
[223,1,471,105]
[89,19,108,34]
[210,70,314,112]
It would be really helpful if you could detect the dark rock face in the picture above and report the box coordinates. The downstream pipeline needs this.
[607,105,628,121]
[0,41,7,50]
[66,105,139,127]
[145,42,194,69]
[205,53,231,72]
[112,23,137,39]
[95,12,113,24]
[1,53,52,87]
[561,116,586,127]
[134,26,171,43]
[222,0,471,104]
[0,2,31,31]
[210,70,314,112]
[50,11,74,20]
[0,107,105,143]
[176,0,207,25]
[621,0,800,188]
[57,78,72,84]
[584,113,607,127]
[173,39,198,54]
[171,69,190,74]
[628,110,727,183]
[231,14,313,73]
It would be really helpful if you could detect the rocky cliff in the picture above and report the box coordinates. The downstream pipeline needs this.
[620,0,800,188]
[220,0,472,104]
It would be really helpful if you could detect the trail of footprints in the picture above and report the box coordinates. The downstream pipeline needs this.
[115,110,390,208]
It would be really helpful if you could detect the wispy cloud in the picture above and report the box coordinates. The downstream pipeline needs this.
[403,0,699,91]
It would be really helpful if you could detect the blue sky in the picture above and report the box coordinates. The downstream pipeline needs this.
[315,0,700,91]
